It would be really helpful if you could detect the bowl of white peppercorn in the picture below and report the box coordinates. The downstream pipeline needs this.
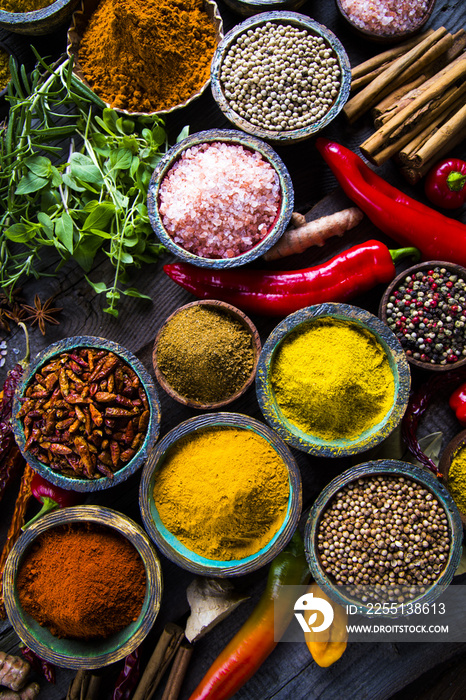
[305,460,463,616]
[210,11,352,144]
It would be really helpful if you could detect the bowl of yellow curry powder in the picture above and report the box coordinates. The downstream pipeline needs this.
[0,0,79,35]
[439,429,466,528]
[256,303,411,458]
[67,0,224,116]
[3,506,162,669]
[139,412,302,576]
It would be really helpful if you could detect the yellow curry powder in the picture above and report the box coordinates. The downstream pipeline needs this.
[153,426,290,560]
[447,444,466,514]
[271,319,395,441]
[0,47,10,92]
[0,0,54,11]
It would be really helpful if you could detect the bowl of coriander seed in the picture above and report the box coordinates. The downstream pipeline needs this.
[210,11,351,144]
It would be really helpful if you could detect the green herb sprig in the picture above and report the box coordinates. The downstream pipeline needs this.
[0,54,188,316]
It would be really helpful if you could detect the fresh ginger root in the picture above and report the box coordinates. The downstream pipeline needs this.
[0,683,40,699]
[0,652,32,692]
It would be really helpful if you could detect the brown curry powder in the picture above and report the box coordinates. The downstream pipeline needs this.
[17,522,146,640]
[77,0,217,113]
[0,0,54,11]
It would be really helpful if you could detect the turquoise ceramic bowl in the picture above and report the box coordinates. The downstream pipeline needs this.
[210,12,352,144]
[3,506,163,669]
[256,303,411,457]
[12,336,161,492]
[304,460,463,616]
[139,412,302,576]
[147,128,294,268]
[223,0,307,16]
[0,0,79,35]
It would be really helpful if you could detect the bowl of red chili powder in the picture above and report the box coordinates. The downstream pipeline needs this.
[3,506,162,668]
[147,129,294,268]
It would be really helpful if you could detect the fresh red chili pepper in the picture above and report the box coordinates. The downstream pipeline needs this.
[402,365,466,477]
[449,382,466,426]
[188,531,310,700]
[425,159,466,210]
[113,646,141,700]
[316,138,466,266]
[164,241,418,317]
[23,472,84,529]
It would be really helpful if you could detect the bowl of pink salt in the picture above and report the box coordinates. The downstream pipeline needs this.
[147,128,294,269]
[335,0,437,43]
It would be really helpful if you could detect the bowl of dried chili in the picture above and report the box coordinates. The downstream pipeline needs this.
[3,505,162,668]
[256,303,411,457]
[11,335,161,492]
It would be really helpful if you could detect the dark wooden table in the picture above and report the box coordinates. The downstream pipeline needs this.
[1,1,466,698]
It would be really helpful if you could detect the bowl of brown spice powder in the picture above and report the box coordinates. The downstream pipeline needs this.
[3,506,162,668]
[67,0,224,115]
[0,0,80,35]
[153,300,261,410]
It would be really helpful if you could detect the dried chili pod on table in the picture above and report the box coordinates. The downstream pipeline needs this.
[113,646,141,700]
[20,646,56,684]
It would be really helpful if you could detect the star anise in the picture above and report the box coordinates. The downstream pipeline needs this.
[4,304,28,326]
[22,295,63,336]
[0,286,25,309]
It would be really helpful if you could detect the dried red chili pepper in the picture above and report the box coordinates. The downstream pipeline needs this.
[113,646,141,700]
[20,646,56,684]
[402,366,466,477]
[316,138,466,266]
[164,241,418,316]
[449,382,466,426]
[425,159,466,210]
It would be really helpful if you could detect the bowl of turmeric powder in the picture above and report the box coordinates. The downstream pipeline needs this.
[139,412,302,576]
[66,0,224,115]
[0,0,79,35]
[3,506,163,669]
[256,303,411,458]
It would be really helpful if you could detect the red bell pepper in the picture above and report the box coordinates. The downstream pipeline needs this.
[425,159,466,210]
[188,531,310,700]
[449,382,466,426]
[23,472,84,529]
[164,240,418,317]
[316,139,466,266]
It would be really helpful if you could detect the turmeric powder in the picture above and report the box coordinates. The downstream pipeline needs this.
[77,0,218,113]
[153,426,290,560]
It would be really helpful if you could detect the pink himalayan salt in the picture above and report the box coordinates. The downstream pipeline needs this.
[158,142,280,259]
[341,0,429,36]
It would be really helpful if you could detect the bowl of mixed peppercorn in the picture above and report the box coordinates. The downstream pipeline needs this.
[12,336,161,492]
[379,261,466,372]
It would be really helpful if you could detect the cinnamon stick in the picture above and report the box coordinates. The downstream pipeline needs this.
[160,640,194,700]
[350,29,434,81]
[372,74,427,122]
[360,56,466,157]
[400,127,466,184]
[410,102,466,168]
[343,27,448,123]
[351,61,394,92]
[132,623,185,700]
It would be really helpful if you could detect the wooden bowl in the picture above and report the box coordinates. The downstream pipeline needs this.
[147,128,294,268]
[210,11,351,144]
[3,506,162,669]
[335,0,437,44]
[152,300,261,410]
[439,429,466,527]
[379,261,466,373]
[256,303,411,458]
[139,412,302,577]
[305,460,463,616]
[0,0,79,35]
[67,0,223,116]
[12,336,161,492]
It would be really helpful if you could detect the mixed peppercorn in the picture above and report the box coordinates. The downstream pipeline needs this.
[385,266,466,365]
[17,347,150,479]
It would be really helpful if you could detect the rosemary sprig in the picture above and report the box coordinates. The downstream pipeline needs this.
[0,54,187,316]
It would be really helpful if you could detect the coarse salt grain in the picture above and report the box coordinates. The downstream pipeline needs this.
[341,0,429,35]
[158,142,280,259]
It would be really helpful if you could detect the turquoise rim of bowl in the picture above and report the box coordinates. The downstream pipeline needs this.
[210,11,352,143]
[3,505,163,669]
[11,335,161,492]
[304,460,463,616]
[222,0,308,17]
[255,303,411,457]
[139,412,302,576]
[146,128,294,269]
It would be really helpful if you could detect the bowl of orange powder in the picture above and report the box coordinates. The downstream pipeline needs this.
[0,0,79,35]
[67,0,224,115]
[3,506,162,669]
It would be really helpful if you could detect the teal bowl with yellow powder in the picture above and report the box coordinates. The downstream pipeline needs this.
[139,412,302,576]
[256,303,411,458]
[439,429,466,527]
[0,0,79,35]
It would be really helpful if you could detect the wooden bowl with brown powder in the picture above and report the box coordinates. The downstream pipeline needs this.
[152,300,261,410]
[3,506,162,669]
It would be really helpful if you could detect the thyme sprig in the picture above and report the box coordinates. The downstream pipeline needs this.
[0,54,188,316]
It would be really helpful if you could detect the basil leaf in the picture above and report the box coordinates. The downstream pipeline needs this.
[25,155,52,177]
[15,172,49,195]
[62,173,86,192]
[122,288,152,300]
[37,212,54,239]
[70,153,103,185]
[109,148,133,171]
[55,212,74,253]
[82,202,116,231]
[84,277,107,294]
[5,222,36,242]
